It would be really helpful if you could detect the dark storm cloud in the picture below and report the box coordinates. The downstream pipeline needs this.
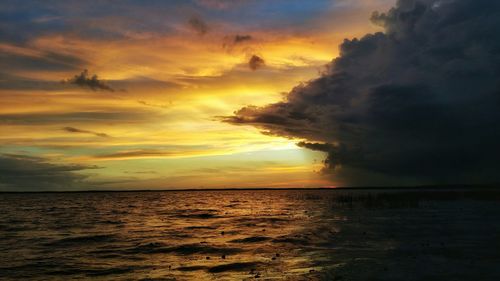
[188,15,209,35]
[62,127,110,138]
[296,141,334,152]
[0,154,97,191]
[248,55,265,70]
[223,0,500,185]
[64,69,114,92]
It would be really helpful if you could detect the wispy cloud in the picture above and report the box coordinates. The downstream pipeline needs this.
[188,15,209,35]
[0,111,155,125]
[0,43,86,72]
[62,126,110,138]
[137,100,171,109]
[91,149,184,160]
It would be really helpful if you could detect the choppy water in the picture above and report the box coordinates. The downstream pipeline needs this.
[1,189,499,280]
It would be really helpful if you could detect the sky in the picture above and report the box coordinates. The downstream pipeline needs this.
[0,0,396,190]
[2,0,499,191]
[224,0,500,186]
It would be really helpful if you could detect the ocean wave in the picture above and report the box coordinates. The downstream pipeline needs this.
[230,236,271,243]
[184,225,218,230]
[272,235,310,245]
[208,262,263,273]
[48,265,146,277]
[175,265,208,271]
[124,242,242,255]
[44,234,118,246]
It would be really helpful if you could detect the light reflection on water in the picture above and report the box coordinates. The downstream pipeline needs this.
[0,189,499,280]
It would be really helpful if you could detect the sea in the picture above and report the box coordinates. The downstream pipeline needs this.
[0,189,499,280]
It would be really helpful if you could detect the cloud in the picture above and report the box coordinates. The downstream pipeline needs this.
[248,55,265,70]
[0,44,87,72]
[0,154,98,191]
[64,69,114,92]
[62,127,110,138]
[110,76,180,92]
[223,0,500,186]
[196,0,248,10]
[296,141,334,152]
[188,15,209,35]
[137,100,171,109]
[0,73,177,92]
[88,146,210,161]
[0,72,61,91]
[234,34,252,43]
[222,34,254,52]
[92,149,178,160]
[0,111,154,125]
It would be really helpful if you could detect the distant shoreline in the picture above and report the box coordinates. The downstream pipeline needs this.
[1,184,498,193]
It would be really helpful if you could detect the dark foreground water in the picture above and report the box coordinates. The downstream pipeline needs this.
[0,189,499,280]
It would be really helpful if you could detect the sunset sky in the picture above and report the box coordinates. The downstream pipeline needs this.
[0,0,394,190]
[3,0,500,191]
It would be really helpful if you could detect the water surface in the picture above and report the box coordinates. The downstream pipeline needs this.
[0,189,499,280]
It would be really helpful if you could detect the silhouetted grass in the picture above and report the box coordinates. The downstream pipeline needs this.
[327,189,500,209]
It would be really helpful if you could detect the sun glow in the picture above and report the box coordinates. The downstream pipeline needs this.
[0,0,392,190]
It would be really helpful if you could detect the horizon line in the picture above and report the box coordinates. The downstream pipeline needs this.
[1,184,499,193]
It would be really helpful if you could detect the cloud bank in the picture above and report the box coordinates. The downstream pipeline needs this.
[223,0,500,186]
[0,154,97,191]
